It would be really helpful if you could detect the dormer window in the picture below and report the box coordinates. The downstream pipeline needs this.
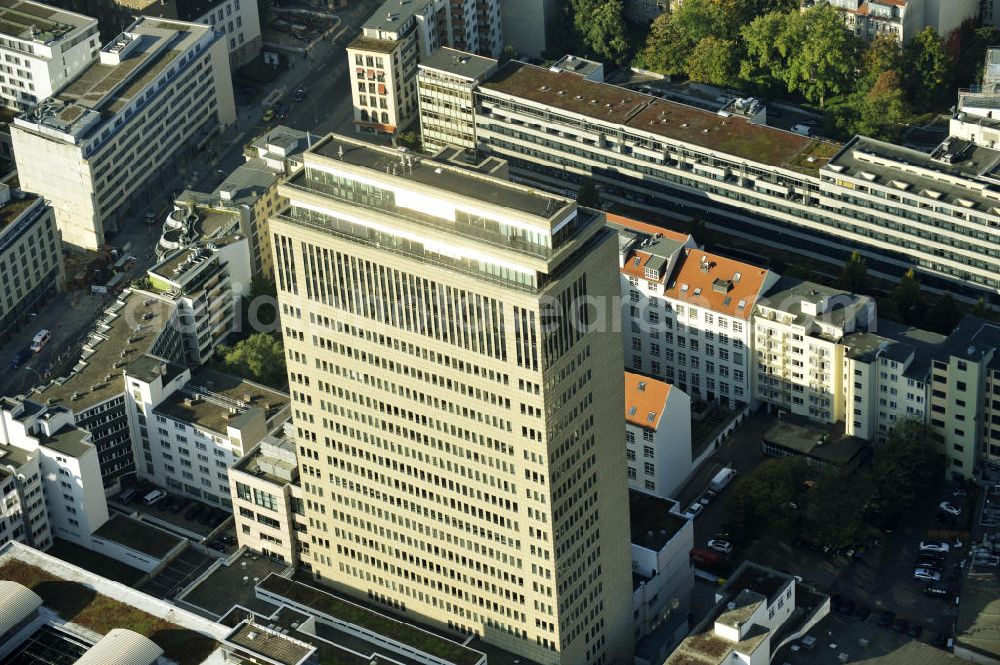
[644,267,658,280]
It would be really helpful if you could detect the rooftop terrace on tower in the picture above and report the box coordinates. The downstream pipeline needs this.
[479,61,841,176]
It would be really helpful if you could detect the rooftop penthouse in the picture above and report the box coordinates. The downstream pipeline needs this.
[479,62,840,176]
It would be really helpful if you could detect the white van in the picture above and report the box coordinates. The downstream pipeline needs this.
[30,329,51,353]
[710,467,738,492]
[142,489,167,506]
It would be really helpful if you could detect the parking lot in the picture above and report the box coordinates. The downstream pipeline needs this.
[676,411,969,644]
[118,484,231,540]
[139,548,214,600]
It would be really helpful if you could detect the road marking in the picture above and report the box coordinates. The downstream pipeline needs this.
[332,25,350,42]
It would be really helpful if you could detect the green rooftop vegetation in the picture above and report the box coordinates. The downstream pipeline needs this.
[260,575,483,665]
[0,561,217,665]
[0,194,37,231]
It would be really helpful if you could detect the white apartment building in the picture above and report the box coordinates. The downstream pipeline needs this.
[125,362,290,509]
[119,0,262,68]
[11,16,237,250]
[625,372,692,499]
[0,184,64,346]
[616,216,777,408]
[629,491,694,665]
[125,356,289,509]
[0,0,99,110]
[817,0,977,42]
[0,416,48,550]
[418,47,497,152]
[0,397,108,549]
[666,562,826,665]
[754,278,875,424]
[229,430,307,565]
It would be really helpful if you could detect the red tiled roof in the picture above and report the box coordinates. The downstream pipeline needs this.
[662,249,770,321]
[625,371,671,429]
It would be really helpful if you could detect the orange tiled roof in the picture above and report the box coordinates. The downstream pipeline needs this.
[625,371,671,429]
[622,250,661,280]
[607,213,691,243]
[663,249,770,321]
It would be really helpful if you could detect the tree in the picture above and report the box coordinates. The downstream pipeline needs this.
[905,27,952,108]
[804,469,874,548]
[640,14,690,75]
[973,297,993,318]
[724,458,809,542]
[396,131,422,152]
[781,4,859,107]
[839,251,868,293]
[688,37,741,88]
[576,177,600,208]
[218,334,286,388]
[868,419,941,527]
[740,11,794,94]
[247,276,278,328]
[854,70,908,141]
[925,292,961,334]
[860,34,904,90]
[641,0,740,75]
[572,0,630,64]
[891,268,925,325]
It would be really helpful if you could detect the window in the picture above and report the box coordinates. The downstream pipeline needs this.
[644,445,655,458]
[627,449,636,461]
[643,462,655,475]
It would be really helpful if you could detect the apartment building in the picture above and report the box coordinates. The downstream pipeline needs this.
[0,413,48,550]
[418,47,497,152]
[666,562,828,665]
[117,0,261,68]
[12,17,237,250]
[30,242,246,492]
[0,184,64,345]
[615,217,776,407]
[754,278,875,424]
[0,0,99,110]
[125,362,290,508]
[0,397,108,549]
[810,0,976,42]
[629,491,694,665]
[348,0,501,137]
[464,60,1000,300]
[229,429,307,565]
[271,133,634,664]
[624,372,691,499]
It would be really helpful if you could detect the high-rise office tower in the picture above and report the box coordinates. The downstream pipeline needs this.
[271,135,634,665]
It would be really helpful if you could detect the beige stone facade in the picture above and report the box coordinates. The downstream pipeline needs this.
[270,134,634,665]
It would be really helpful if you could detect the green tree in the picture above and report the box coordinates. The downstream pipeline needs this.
[905,27,952,108]
[688,37,741,87]
[576,177,600,208]
[839,251,868,293]
[860,34,904,90]
[854,70,907,141]
[781,4,859,107]
[868,419,941,528]
[641,0,740,74]
[925,292,961,334]
[890,268,925,325]
[804,470,874,548]
[218,334,286,388]
[572,0,630,64]
[739,11,794,94]
[396,131,422,152]
[724,458,809,542]
[247,276,278,328]
[973,297,993,318]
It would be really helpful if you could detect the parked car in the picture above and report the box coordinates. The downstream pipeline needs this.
[9,348,31,369]
[293,87,307,102]
[210,512,228,528]
[141,489,167,506]
[276,103,288,121]
[709,467,737,492]
[920,541,951,554]
[914,568,942,581]
[925,585,951,598]
[185,504,205,521]
[30,329,51,353]
[206,539,229,553]
[683,503,704,519]
[954,487,968,497]
[261,107,274,123]
[699,491,715,507]
[170,498,189,514]
[917,559,944,572]
[198,510,217,525]
[939,501,962,516]
[707,539,733,555]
